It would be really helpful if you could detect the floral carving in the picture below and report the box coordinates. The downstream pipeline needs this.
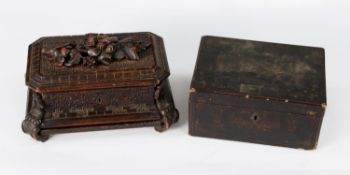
[42,33,151,67]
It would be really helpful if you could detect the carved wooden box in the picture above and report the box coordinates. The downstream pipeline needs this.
[22,32,179,141]
[189,36,326,149]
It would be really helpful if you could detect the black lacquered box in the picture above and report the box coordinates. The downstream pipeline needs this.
[189,36,326,149]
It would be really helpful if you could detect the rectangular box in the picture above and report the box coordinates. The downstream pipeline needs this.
[22,32,178,141]
[189,36,326,149]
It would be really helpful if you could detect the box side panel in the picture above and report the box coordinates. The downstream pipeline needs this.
[41,86,160,129]
[189,92,325,149]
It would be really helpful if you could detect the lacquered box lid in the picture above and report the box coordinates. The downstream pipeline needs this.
[191,36,326,106]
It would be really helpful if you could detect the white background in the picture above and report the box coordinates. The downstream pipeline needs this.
[0,0,349,174]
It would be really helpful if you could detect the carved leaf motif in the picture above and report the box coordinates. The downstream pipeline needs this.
[122,46,139,60]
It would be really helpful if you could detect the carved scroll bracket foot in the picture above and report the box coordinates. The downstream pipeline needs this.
[22,117,49,142]
[154,108,179,132]
[22,92,49,142]
[153,80,179,132]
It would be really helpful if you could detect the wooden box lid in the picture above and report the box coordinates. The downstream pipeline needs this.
[26,32,170,93]
[191,36,326,107]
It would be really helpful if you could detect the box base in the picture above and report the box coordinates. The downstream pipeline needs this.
[22,79,179,142]
[189,93,324,150]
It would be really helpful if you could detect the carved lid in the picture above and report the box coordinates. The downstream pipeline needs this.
[26,32,170,92]
[191,36,326,106]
